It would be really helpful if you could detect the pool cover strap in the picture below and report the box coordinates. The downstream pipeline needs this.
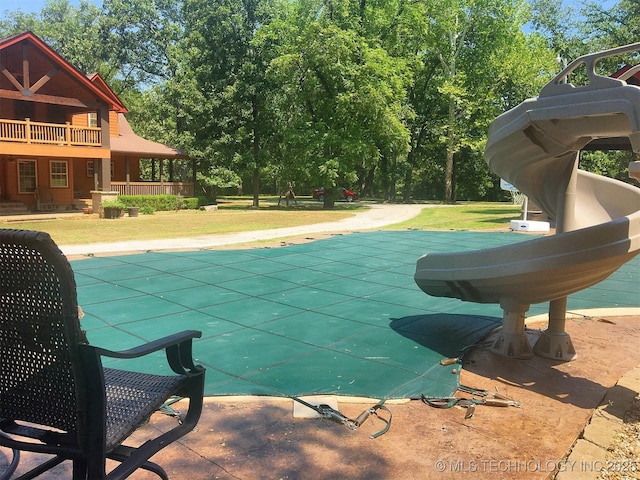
[291,397,392,439]
[420,393,521,411]
[353,399,392,439]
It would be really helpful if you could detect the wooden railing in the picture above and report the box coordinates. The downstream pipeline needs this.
[0,118,101,146]
[111,181,195,197]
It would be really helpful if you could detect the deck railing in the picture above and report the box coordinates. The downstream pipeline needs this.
[0,118,101,146]
[111,181,195,197]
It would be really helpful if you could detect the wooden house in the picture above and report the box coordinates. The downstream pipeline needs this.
[0,31,192,215]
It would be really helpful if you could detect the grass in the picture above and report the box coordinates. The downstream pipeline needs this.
[0,199,366,245]
[0,199,521,246]
[388,202,521,231]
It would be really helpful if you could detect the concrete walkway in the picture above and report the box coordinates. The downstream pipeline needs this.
[59,203,427,256]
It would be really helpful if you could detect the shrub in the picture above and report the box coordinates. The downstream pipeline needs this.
[101,201,125,219]
[101,200,126,210]
[117,195,200,212]
[182,197,200,209]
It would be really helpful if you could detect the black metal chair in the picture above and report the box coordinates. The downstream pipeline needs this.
[0,229,205,479]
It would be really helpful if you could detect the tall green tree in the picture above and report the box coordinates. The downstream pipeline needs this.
[183,0,280,207]
[101,0,185,91]
[582,0,640,51]
[266,3,410,207]
[418,0,554,203]
[0,0,570,203]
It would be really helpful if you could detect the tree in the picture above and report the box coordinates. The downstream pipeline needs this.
[579,0,640,185]
[529,0,583,57]
[582,0,640,51]
[100,0,185,91]
[418,0,555,203]
[0,0,569,204]
[266,6,410,207]
[182,0,281,208]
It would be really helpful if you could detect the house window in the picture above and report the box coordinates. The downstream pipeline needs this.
[50,161,68,188]
[18,160,36,194]
[88,112,98,128]
[87,160,114,177]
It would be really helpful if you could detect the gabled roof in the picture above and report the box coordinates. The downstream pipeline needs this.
[0,31,126,112]
[110,113,187,159]
[87,72,128,113]
[612,64,640,86]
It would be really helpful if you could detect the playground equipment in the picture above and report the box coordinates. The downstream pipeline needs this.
[415,43,640,361]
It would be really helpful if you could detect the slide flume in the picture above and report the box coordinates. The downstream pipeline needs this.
[415,44,640,360]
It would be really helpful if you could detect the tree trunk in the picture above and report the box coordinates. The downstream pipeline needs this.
[403,150,414,203]
[360,164,376,198]
[380,155,389,201]
[322,186,336,209]
[252,166,260,207]
[389,151,397,202]
[444,97,455,204]
[252,97,260,207]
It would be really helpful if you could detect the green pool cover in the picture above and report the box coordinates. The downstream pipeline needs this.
[71,231,639,400]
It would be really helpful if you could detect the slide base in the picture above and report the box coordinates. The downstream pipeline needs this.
[533,330,578,361]
[490,331,534,359]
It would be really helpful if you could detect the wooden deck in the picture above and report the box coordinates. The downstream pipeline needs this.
[0,118,101,147]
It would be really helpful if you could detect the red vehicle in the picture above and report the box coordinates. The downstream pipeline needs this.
[313,187,358,202]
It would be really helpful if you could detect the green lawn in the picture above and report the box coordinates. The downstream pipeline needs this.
[388,202,521,231]
[0,200,521,246]
[0,200,365,245]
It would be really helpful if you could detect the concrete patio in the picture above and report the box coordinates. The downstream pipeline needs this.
[1,205,638,479]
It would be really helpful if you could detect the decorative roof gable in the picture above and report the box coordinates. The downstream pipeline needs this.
[0,31,123,111]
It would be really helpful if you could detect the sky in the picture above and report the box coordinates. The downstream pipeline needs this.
[3,0,93,14]
[7,0,620,16]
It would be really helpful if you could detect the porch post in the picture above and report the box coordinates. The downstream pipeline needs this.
[125,156,131,194]
[192,159,197,197]
[99,107,111,191]
[97,159,111,191]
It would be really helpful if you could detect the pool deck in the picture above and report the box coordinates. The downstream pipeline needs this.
[2,204,639,479]
[8,314,640,479]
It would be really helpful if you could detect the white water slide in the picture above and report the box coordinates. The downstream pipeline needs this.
[415,44,640,360]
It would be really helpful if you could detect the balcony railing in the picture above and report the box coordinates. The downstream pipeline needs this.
[0,118,101,147]
[111,181,195,197]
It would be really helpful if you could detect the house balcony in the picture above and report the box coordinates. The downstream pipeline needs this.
[0,118,107,158]
[0,118,102,146]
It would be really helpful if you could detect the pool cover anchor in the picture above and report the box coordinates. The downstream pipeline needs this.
[420,391,520,420]
[353,399,392,439]
[291,397,392,439]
